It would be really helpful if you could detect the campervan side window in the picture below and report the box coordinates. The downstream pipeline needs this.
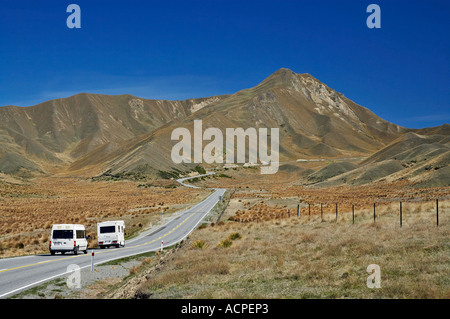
[100,226,116,234]
[76,230,86,239]
[53,230,73,239]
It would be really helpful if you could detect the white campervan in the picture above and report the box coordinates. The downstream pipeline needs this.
[49,224,88,255]
[97,220,125,249]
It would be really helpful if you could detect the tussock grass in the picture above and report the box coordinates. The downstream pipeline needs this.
[129,205,449,299]
[0,177,211,258]
[191,240,209,249]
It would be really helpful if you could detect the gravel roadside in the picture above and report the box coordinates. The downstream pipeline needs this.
[11,256,144,299]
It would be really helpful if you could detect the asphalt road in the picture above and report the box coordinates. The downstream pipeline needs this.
[0,175,225,298]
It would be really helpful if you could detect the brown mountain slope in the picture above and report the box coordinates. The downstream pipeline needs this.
[310,123,449,187]
[75,68,409,176]
[184,68,407,158]
[3,67,444,187]
[0,93,229,175]
[361,124,450,165]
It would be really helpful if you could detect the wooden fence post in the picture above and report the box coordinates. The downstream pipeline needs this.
[321,203,323,222]
[308,203,311,218]
[336,203,338,222]
[352,204,355,224]
[297,204,300,217]
[373,203,376,223]
[400,201,402,228]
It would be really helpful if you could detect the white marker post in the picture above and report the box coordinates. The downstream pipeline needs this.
[160,240,163,252]
[91,250,94,272]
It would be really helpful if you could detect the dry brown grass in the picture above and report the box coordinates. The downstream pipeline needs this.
[1,167,449,298]
[0,177,211,257]
[116,170,449,299]
[129,206,449,298]
[228,199,448,227]
[197,167,449,204]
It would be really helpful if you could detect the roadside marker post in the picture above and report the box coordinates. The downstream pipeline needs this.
[160,240,163,252]
[91,250,94,272]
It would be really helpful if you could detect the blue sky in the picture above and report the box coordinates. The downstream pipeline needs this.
[0,0,448,129]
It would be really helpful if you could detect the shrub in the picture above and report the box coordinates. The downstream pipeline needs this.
[217,238,233,248]
[191,240,209,249]
[194,165,206,175]
[228,232,242,241]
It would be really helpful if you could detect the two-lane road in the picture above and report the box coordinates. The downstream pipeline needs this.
[0,175,225,298]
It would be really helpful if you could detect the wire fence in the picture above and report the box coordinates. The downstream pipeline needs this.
[230,198,448,228]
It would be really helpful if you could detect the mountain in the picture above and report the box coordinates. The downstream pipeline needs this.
[309,124,450,187]
[0,93,229,176]
[73,68,409,177]
[0,68,447,187]
[306,161,359,183]
[183,68,407,158]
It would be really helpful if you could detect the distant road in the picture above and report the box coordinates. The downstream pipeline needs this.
[176,172,216,188]
[0,173,225,298]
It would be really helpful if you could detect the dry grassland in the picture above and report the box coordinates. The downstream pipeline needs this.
[127,198,449,299]
[0,177,211,257]
[103,168,449,299]
[1,166,449,299]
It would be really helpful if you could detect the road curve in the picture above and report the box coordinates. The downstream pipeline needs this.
[0,174,225,298]
[176,172,216,188]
